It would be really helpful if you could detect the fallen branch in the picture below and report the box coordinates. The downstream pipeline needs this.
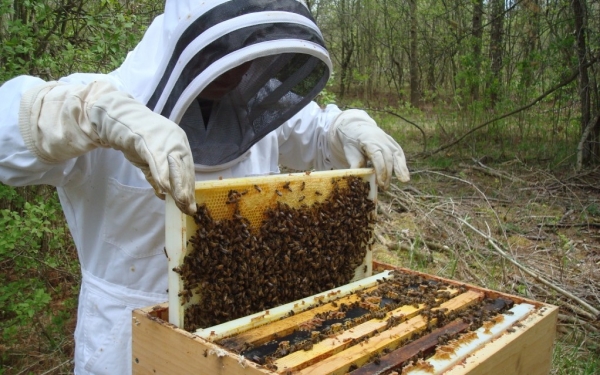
[38,360,73,375]
[557,314,599,333]
[561,300,600,321]
[538,222,600,228]
[456,216,600,318]
[460,160,531,186]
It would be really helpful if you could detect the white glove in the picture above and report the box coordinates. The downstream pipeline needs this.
[328,109,410,189]
[19,80,196,215]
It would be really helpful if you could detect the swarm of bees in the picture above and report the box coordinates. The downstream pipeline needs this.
[175,175,376,331]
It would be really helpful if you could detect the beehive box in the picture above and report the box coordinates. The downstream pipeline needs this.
[133,169,557,374]
[132,262,557,375]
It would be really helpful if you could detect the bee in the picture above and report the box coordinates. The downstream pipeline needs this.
[305,170,311,175]
[298,195,305,202]
[315,191,322,196]
[275,189,282,196]
[363,265,368,273]
[251,355,264,365]
[283,181,292,191]
[253,184,262,192]
[301,181,306,191]
[265,363,278,371]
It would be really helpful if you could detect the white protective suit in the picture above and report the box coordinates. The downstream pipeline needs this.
[0,1,409,374]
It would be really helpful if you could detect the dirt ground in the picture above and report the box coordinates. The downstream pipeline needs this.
[372,159,600,354]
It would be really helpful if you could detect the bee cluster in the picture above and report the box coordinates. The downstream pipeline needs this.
[175,175,376,331]
[222,270,513,371]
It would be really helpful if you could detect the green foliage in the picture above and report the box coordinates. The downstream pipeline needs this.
[552,330,600,375]
[0,0,162,81]
[0,1,164,370]
[315,71,338,106]
[584,203,600,218]
[0,188,75,340]
[0,185,78,371]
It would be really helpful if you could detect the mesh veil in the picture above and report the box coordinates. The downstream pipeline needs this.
[147,0,332,166]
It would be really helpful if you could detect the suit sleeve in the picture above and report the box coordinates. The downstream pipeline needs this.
[276,102,348,171]
[0,76,89,187]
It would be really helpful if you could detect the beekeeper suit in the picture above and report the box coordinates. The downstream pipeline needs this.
[0,0,409,374]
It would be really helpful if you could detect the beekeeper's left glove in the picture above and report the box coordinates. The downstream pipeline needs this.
[328,109,410,189]
[19,80,196,215]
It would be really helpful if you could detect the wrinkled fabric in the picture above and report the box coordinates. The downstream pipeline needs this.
[18,80,197,214]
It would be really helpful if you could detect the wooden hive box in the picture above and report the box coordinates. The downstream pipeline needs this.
[132,262,557,375]
[133,170,558,375]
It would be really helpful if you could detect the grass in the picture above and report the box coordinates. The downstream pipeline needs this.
[552,331,600,375]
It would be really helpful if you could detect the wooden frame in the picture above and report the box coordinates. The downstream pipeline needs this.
[165,169,377,329]
[132,262,558,375]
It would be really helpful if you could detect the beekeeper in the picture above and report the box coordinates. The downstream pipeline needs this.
[0,1,409,374]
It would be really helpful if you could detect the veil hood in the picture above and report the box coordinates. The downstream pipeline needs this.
[111,0,332,166]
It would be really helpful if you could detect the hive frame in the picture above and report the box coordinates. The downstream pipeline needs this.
[165,168,377,329]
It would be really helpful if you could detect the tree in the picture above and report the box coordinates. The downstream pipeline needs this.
[470,0,484,102]
[488,0,505,108]
[572,0,597,166]
[408,0,420,106]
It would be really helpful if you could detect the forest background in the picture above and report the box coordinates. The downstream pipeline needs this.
[0,0,599,374]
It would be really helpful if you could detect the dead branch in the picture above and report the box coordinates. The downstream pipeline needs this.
[462,159,531,186]
[456,217,600,318]
[560,301,599,321]
[557,314,599,333]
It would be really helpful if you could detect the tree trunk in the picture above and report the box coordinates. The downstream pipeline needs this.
[470,0,484,102]
[409,0,420,107]
[572,0,594,165]
[520,0,540,90]
[488,0,504,108]
[338,0,355,99]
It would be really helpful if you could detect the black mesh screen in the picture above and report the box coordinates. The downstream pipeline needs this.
[180,53,329,166]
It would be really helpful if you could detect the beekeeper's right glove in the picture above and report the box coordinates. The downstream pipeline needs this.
[19,80,196,215]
